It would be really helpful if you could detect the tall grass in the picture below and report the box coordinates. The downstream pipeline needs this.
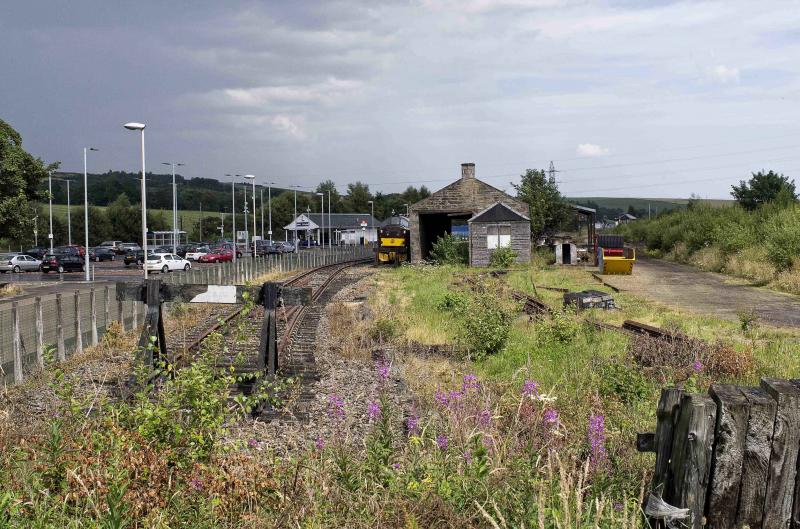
[617,202,800,293]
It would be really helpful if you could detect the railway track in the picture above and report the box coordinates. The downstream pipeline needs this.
[161,258,372,418]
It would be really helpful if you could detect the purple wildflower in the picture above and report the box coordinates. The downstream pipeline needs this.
[692,360,703,373]
[248,438,258,448]
[462,374,480,392]
[328,394,346,420]
[448,390,465,405]
[543,408,559,425]
[613,502,623,512]
[434,388,449,407]
[315,436,326,450]
[477,409,492,427]
[392,462,401,470]
[436,435,448,450]
[463,450,473,464]
[588,414,608,469]
[368,400,382,422]
[406,413,419,435]
[376,359,390,382]
[189,478,203,491]
[522,380,539,398]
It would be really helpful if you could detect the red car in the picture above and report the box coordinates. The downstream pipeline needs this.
[199,248,233,263]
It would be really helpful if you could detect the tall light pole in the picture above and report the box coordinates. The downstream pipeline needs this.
[316,192,324,247]
[65,180,71,245]
[225,174,241,262]
[47,171,54,253]
[368,199,374,246]
[83,147,98,281]
[403,203,409,217]
[291,185,302,253]
[259,188,264,242]
[161,162,184,254]
[266,181,275,244]
[244,174,256,257]
[327,190,332,249]
[123,122,147,278]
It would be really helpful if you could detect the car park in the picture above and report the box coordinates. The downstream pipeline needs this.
[89,247,116,262]
[199,248,233,263]
[119,242,141,253]
[144,253,192,273]
[55,245,86,257]
[99,240,124,253]
[0,253,42,273]
[40,254,84,273]
[185,246,210,261]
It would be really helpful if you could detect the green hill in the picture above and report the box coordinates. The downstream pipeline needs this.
[566,196,733,219]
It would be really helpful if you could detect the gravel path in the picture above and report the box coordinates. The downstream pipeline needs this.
[601,256,800,328]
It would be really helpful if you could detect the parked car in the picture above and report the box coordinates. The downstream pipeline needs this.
[40,254,84,273]
[175,245,189,258]
[199,249,234,263]
[89,247,116,262]
[123,249,150,267]
[216,243,242,258]
[0,253,42,273]
[119,242,141,253]
[277,242,295,253]
[24,247,48,260]
[185,246,210,261]
[99,240,124,253]
[144,253,192,273]
[55,245,86,257]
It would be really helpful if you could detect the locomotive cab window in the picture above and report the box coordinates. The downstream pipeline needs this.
[487,224,511,249]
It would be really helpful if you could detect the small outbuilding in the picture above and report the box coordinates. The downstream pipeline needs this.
[467,202,531,267]
[555,242,578,265]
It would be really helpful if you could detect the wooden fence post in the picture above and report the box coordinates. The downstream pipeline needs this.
[35,296,44,369]
[74,290,83,354]
[132,299,138,328]
[117,293,125,331]
[760,379,800,527]
[104,286,110,332]
[90,288,98,346]
[12,302,22,383]
[736,387,776,528]
[56,293,65,361]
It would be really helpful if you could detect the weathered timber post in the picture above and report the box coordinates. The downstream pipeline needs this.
[258,282,279,375]
[12,302,22,383]
[74,290,83,354]
[35,297,44,369]
[56,293,65,361]
[736,387,775,527]
[90,288,98,346]
[137,278,166,369]
[104,286,110,333]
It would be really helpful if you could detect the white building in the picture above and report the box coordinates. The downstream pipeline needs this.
[284,213,381,245]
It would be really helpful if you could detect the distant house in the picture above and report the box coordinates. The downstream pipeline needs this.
[467,202,531,267]
[616,213,637,225]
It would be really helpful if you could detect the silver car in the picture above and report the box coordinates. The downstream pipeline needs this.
[0,253,42,273]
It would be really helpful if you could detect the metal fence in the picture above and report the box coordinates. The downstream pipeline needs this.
[0,246,372,386]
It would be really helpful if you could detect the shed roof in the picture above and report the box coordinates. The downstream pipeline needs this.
[468,202,530,223]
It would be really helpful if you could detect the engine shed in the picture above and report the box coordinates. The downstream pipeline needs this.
[409,163,530,264]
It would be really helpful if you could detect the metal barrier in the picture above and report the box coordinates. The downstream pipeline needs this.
[0,246,371,386]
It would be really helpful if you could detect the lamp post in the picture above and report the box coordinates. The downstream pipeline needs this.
[291,185,302,253]
[225,174,241,262]
[316,192,324,247]
[161,162,184,254]
[327,190,331,249]
[403,203,409,217]
[259,188,264,242]
[47,171,54,253]
[33,215,38,247]
[266,181,275,244]
[65,179,71,245]
[83,147,98,281]
[123,122,147,278]
[243,174,256,257]
[367,200,374,246]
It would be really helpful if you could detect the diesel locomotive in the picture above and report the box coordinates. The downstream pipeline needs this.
[376,225,410,264]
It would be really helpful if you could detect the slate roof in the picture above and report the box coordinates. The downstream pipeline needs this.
[468,202,530,223]
[284,213,380,230]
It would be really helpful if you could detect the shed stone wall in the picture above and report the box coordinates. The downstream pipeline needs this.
[468,220,531,267]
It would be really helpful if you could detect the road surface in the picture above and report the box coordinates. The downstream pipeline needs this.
[601,256,800,329]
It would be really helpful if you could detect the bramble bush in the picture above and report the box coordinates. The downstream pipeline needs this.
[458,292,513,360]
[489,246,518,268]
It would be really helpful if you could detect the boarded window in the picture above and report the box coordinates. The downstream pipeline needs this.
[486,224,511,249]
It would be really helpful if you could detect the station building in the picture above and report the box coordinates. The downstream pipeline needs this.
[284,213,381,245]
[409,163,531,266]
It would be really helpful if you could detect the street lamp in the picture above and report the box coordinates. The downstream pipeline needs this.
[161,162,184,254]
[225,174,241,262]
[367,200,374,246]
[290,185,303,253]
[266,181,275,244]
[123,122,147,278]
[316,192,324,247]
[243,174,256,257]
[327,189,332,249]
[83,147,98,281]
[47,171,54,253]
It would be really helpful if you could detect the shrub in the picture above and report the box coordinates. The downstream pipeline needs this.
[763,206,800,270]
[489,246,518,268]
[598,362,649,404]
[538,310,580,343]
[458,293,513,360]
[436,291,469,312]
[430,233,468,265]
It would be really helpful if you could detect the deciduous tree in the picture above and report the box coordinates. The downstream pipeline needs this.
[731,170,797,210]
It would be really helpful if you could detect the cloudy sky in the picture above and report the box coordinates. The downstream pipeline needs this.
[3,0,800,199]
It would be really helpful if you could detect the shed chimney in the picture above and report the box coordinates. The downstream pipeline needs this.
[461,162,475,179]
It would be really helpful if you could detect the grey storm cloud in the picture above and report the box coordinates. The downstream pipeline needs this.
[3,0,800,198]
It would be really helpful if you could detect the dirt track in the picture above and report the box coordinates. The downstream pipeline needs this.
[601,256,800,329]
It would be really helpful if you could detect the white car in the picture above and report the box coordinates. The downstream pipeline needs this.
[144,253,192,274]
[185,246,210,261]
[0,253,42,273]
